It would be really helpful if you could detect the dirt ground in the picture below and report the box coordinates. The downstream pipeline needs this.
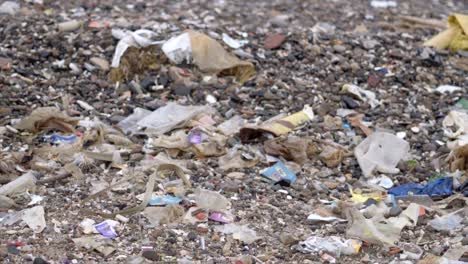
[1,0,468,263]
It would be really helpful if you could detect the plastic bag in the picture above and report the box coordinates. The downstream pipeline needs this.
[388,177,453,197]
[424,14,468,51]
[215,223,260,244]
[163,31,255,83]
[354,132,409,177]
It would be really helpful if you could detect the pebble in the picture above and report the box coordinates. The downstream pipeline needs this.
[90,57,110,71]
[411,127,420,133]
[0,57,12,71]
[33,257,50,264]
[142,250,159,261]
[264,34,286,50]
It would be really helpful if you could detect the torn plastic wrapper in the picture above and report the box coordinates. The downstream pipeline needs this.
[215,223,260,244]
[218,148,259,171]
[148,195,182,206]
[136,103,216,136]
[117,107,152,135]
[15,107,79,133]
[442,110,468,148]
[222,33,248,49]
[298,236,361,256]
[354,132,409,177]
[261,161,297,185]
[87,164,190,218]
[217,115,245,136]
[73,236,115,256]
[194,188,230,212]
[143,204,185,226]
[264,136,310,165]
[209,212,233,224]
[388,177,453,197]
[163,31,256,83]
[342,84,380,109]
[111,29,164,68]
[94,220,119,239]
[424,14,468,51]
[240,105,314,142]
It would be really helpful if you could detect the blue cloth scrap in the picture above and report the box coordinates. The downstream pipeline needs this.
[388,177,453,197]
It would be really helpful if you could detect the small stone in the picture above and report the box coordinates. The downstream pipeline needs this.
[264,34,287,50]
[461,236,468,245]
[173,84,193,96]
[387,206,402,217]
[7,245,19,255]
[33,257,50,264]
[142,250,159,261]
[333,45,346,53]
[140,76,155,90]
[187,232,197,241]
[411,127,420,133]
[0,57,12,71]
[270,14,289,27]
[342,96,359,109]
[279,232,298,245]
[90,57,110,71]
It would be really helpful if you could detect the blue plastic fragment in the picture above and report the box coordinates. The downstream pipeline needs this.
[261,161,297,184]
[388,177,453,197]
[148,195,182,206]
[45,134,77,144]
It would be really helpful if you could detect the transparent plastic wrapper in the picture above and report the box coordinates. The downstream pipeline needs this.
[162,31,255,83]
[217,115,245,136]
[298,236,361,256]
[215,223,259,244]
[143,204,185,226]
[218,148,259,171]
[424,14,468,52]
[222,33,248,49]
[428,208,466,231]
[0,1,20,15]
[136,103,215,136]
[443,110,468,148]
[21,205,46,233]
[354,132,409,177]
[0,171,37,197]
[117,107,152,135]
[194,188,230,212]
[73,236,116,256]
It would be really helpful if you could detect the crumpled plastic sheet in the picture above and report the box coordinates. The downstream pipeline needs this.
[424,13,468,51]
[163,30,256,83]
[342,84,380,109]
[298,236,361,256]
[111,29,164,67]
[388,177,453,197]
[215,223,260,244]
[443,110,468,148]
[354,132,409,177]
[15,107,79,133]
[240,105,314,142]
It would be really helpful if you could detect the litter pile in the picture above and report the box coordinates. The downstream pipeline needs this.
[0,0,467,263]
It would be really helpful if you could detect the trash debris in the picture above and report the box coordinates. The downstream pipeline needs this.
[58,20,83,32]
[162,31,255,83]
[143,204,185,226]
[298,236,361,256]
[222,33,248,49]
[194,188,230,212]
[424,14,468,51]
[260,161,297,185]
[15,107,79,133]
[434,85,463,93]
[94,220,119,239]
[428,208,466,231]
[370,0,397,8]
[240,105,314,142]
[342,84,380,108]
[215,223,260,244]
[354,132,410,177]
[148,195,182,206]
[0,171,37,197]
[73,236,115,256]
[21,206,46,233]
[388,177,453,197]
